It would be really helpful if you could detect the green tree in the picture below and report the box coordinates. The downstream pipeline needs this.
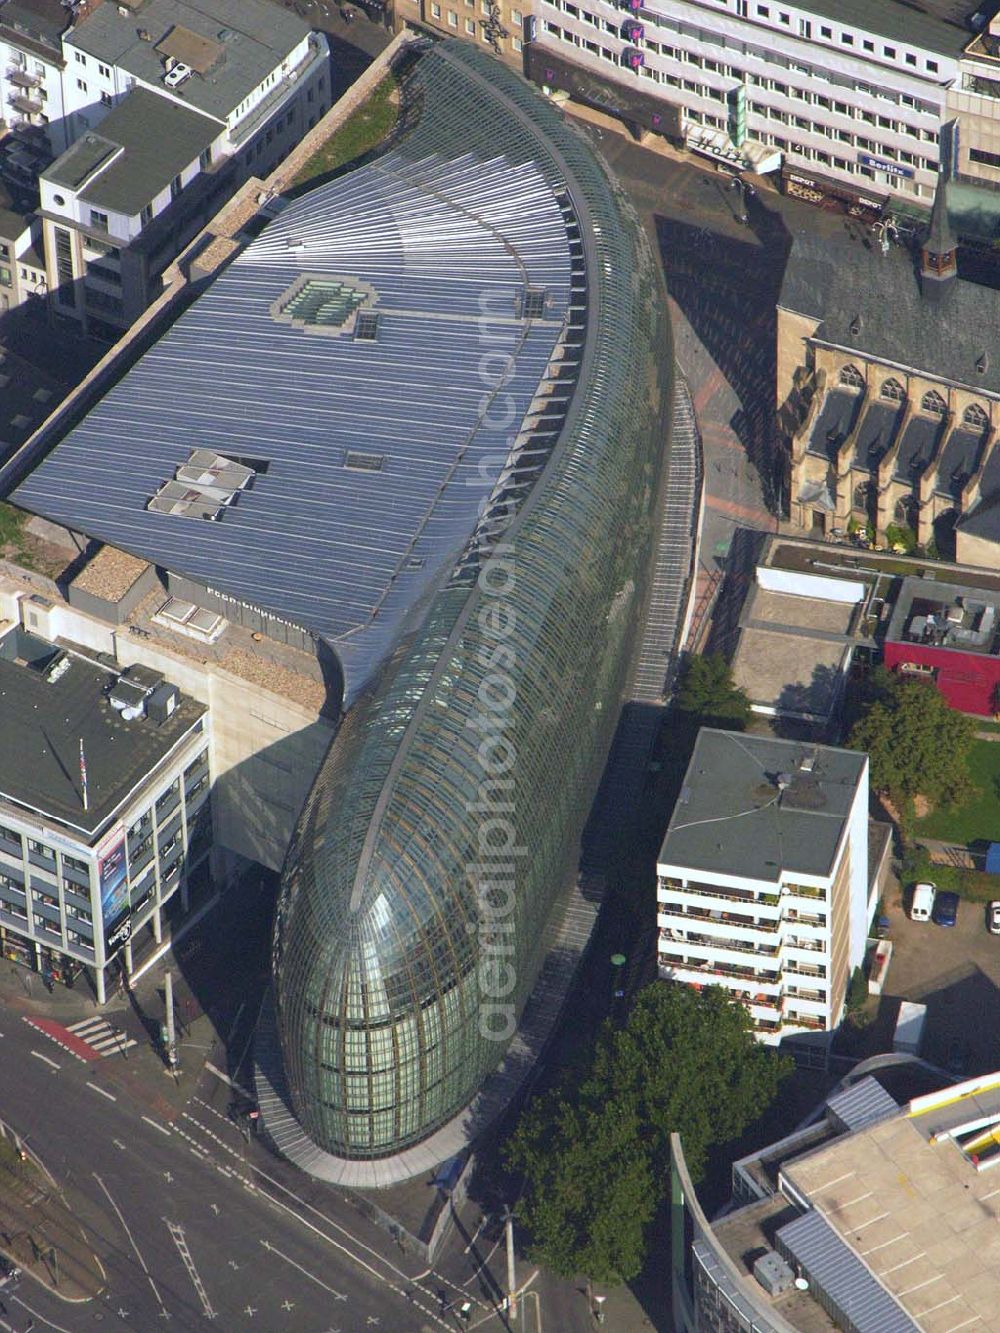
[675,653,752,731]
[848,671,974,807]
[501,1093,657,1284]
[504,983,791,1284]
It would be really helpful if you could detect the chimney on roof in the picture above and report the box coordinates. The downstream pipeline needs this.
[920,174,957,303]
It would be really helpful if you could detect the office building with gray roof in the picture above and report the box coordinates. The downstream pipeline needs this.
[0,608,211,1006]
[11,38,676,1181]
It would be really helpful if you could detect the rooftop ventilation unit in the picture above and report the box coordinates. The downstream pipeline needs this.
[45,653,70,685]
[108,664,163,720]
[164,61,192,89]
[753,1251,794,1297]
[355,311,379,342]
[147,449,256,520]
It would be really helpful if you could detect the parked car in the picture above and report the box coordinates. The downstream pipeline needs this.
[911,882,936,922]
[932,890,960,927]
[989,901,1000,936]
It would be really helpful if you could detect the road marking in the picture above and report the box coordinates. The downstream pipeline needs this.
[68,1016,137,1058]
[86,1081,117,1102]
[93,1173,168,1320]
[113,1138,127,1151]
[142,1115,171,1137]
[244,1307,257,1318]
[226,1002,245,1045]
[30,1050,60,1071]
[11,1293,77,1332]
[259,1240,347,1301]
[165,1219,217,1321]
[204,1061,254,1101]
[281,1300,295,1311]
[191,1100,453,1327]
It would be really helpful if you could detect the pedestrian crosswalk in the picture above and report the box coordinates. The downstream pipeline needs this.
[67,1016,137,1058]
[23,1013,137,1062]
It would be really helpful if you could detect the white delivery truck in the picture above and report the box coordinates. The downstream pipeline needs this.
[893,1001,927,1056]
[910,882,936,922]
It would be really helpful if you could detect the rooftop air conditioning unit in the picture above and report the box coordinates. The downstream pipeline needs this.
[753,1251,794,1297]
[165,62,192,89]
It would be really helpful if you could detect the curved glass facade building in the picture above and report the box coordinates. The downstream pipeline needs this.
[272,42,675,1168]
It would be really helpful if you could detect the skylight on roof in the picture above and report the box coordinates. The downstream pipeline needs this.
[344,450,385,473]
[355,311,379,342]
[147,449,256,520]
[271,273,379,337]
[522,288,548,320]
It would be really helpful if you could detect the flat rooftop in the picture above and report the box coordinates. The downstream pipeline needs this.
[732,586,861,718]
[797,0,983,57]
[886,574,1000,657]
[783,1076,1000,1332]
[0,628,205,838]
[658,729,867,883]
[710,1195,839,1333]
[65,0,310,125]
[44,88,220,216]
[0,555,330,713]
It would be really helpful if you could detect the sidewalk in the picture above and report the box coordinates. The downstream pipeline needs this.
[0,1137,105,1302]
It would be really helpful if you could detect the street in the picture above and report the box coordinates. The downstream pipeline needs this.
[0,1011,480,1331]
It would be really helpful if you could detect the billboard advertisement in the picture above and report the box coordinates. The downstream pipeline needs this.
[97,825,130,956]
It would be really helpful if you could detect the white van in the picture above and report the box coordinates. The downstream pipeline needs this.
[911,882,936,923]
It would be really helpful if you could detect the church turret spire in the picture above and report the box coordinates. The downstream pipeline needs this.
[920,176,957,301]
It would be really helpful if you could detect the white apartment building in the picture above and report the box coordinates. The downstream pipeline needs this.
[37,0,329,336]
[529,0,970,210]
[0,0,76,155]
[0,204,46,310]
[656,729,871,1044]
[58,0,326,156]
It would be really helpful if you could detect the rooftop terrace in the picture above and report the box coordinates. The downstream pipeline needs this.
[886,574,1000,657]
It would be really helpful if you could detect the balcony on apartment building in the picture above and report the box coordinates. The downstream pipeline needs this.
[659,957,783,997]
[659,876,781,905]
[658,929,781,961]
[7,68,41,90]
[659,905,781,939]
[8,90,42,116]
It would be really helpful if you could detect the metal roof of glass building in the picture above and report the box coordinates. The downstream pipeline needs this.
[269,43,675,1175]
[14,62,575,703]
[15,40,676,1177]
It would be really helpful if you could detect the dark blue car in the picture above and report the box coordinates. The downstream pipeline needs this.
[932,891,960,927]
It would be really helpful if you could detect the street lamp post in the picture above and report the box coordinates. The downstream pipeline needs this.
[610,953,627,1024]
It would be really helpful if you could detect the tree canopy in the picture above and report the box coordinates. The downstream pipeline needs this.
[847,669,974,807]
[504,983,791,1284]
[675,653,752,732]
